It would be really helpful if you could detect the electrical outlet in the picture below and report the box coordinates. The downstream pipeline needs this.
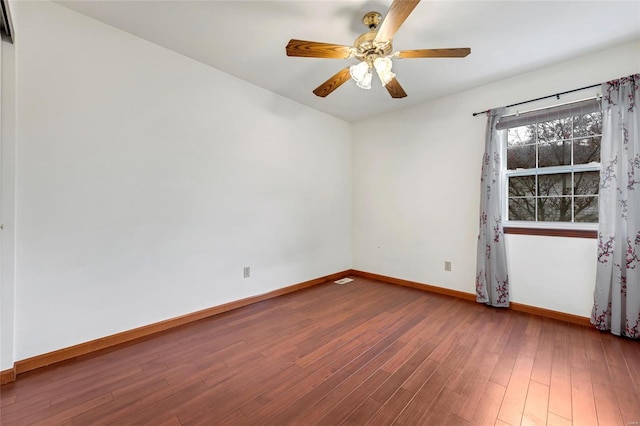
[444,261,452,272]
[243,266,250,278]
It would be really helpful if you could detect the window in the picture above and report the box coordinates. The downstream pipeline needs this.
[498,99,601,227]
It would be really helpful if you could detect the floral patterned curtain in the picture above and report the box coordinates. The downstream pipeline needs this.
[476,107,509,307]
[592,74,640,338]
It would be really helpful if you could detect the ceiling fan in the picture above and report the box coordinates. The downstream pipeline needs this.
[285,0,470,99]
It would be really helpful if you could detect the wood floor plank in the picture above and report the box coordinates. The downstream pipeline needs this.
[530,319,555,386]
[589,356,625,426]
[608,363,637,391]
[73,380,199,426]
[421,303,475,362]
[122,380,210,424]
[614,385,640,425]
[48,366,143,406]
[0,393,51,423]
[583,328,607,365]
[315,369,390,425]
[547,411,573,426]
[521,316,543,359]
[548,347,573,421]
[378,297,459,374]
[155,416,182,426]
[570,366,598,426]
[393,344,468,424]
[490,314,530,388]
[568,324,590,369]
[521,380,549,425]
[13,392,112,425]
[293,311,393,368]
[496,354,535,425]
[0,394,15,407]
[371,342,438,403]
[487,309,518,355]
[443,412,471,426]
[618,335,640,396]
[251,368,354,425]
[182,360,300,422]
[470,380,506,426]
[450,352,500,421]
[445,310,498,394]
[395,295,455,344]
[1,277,638,426]
[163,359,228,386]
[417,387,460,425]
[364,388,414,425]
[71,377,175,426]
[341,397,382,425]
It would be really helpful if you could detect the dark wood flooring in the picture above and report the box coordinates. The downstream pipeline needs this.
[1,278,639,425]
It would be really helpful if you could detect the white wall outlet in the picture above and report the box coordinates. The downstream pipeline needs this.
[243,266,250,278]
[444,261,452,272]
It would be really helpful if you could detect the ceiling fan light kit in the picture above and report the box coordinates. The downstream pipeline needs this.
[373,57,396,86]
[285,0,471,99]
[350,62,372,89]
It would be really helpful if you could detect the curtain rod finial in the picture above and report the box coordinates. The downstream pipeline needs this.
[472,109,490,117]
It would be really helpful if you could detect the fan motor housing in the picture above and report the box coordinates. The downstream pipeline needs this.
[354,12,393,63]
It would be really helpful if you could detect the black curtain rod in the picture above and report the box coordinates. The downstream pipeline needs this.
[471,83,600,117]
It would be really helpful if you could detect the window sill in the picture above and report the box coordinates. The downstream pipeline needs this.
[504,226,597,239]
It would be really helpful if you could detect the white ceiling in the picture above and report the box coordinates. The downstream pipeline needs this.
[56,0,640,122]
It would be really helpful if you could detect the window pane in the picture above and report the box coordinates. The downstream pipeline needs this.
[507,125,535,146]
[537,196,572,222]
[509,198,536,221]
[538,140,571,167]
[574,171,600,196]
[574,196,598,222]
[507,144,536,170]
[573,112,602,137]
[509,175,536,197]
[573,137,601,164]
[538,118,572,142]
[507,125,535,170]
[538,173,572,197]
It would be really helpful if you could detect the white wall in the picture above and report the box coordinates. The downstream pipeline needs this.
[1,33,16,371]
[11,1,352,362]
[353,41,640,317]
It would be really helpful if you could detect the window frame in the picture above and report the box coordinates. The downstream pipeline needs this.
[499,96,602,238]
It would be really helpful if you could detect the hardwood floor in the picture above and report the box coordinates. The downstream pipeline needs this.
[1,277,639,425]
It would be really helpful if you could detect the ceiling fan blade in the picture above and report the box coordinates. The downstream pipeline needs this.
[396,48,471,59]
[385,77,407,98]
[313,67,352,97]
[374,0,421,43]
[286,39,353,59]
